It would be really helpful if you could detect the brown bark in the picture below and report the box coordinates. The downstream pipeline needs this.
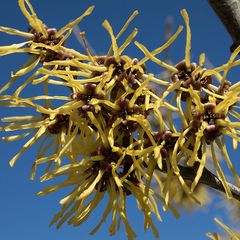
[208,0,240,52]
[157,161,240,201]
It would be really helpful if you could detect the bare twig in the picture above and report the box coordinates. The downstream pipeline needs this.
[157,161,240,201]
[208,0,240,52]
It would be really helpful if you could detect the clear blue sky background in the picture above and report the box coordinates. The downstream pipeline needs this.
[0,1,239,240]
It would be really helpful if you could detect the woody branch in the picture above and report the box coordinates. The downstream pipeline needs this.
[156,161,240,201]
[208,0,240,52]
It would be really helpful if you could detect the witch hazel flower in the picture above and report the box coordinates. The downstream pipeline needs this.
[0,1,239,239]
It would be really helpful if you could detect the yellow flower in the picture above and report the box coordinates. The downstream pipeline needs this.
[134,8,240,201]
[0,95,76,178]
[36,144,180,238]
[207,218,240,240]
[1,1,240,239]
[0,0,94,95]
[0,3,180,238]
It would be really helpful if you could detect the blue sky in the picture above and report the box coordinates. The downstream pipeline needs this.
[0,1,239,240]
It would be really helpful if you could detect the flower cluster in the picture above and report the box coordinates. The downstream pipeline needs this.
[0,0,239,239]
